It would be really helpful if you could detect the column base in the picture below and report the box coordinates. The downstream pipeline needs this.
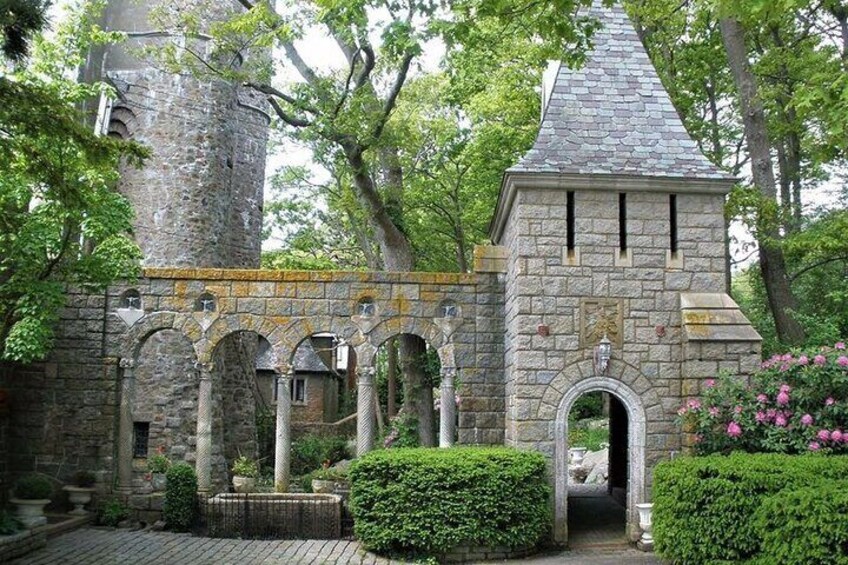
[636,539,654,552]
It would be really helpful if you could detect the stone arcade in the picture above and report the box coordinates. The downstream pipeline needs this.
[0,2,761,544]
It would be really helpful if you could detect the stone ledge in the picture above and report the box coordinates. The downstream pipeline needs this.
[680,293,762,343]
[141,268,478,285]
[0,529,47,562]
[441,543,537,563]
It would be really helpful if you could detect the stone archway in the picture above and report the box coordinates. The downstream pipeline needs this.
[554,377,647,544]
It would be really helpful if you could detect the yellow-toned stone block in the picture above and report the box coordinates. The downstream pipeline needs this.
[232,281,251,298]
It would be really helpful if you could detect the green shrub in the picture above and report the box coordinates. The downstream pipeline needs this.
[163,463,197,532]
[0,510,22,535]
[13,474,53,499]
[147,454,171,474]
[97,497,129,527]
[755,482,848,565]
[72,470,97,488]
[291,434,349,476]
[570,391,604,420]
[231,456,259,478]
[349,447,550,558]
[568,422,609,452]
[311,467,347,481]
[653,453,848,564]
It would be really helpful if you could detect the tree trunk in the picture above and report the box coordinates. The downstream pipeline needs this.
[387,336,398,419]
[720,16,806,346]
[399,333,435,447]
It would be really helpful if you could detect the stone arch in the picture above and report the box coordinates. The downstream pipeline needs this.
[551,372,651,544]
[202,314,282,367]
[107,105,139,140]
[119,312,203,362]
[275,316,364,372]
[361,316,452,367]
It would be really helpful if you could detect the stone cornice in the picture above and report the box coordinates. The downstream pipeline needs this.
[489,171,738,243]
[141,268,479,285]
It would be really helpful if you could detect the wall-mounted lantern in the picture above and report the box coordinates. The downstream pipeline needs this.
[595,334,612,376]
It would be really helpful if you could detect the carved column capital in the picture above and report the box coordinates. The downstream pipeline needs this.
[357,366,376,385]
[119,358,135,369]
[194,361,215,378]
[440,366,457,384]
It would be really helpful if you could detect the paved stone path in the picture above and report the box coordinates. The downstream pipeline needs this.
[13,528,662,564]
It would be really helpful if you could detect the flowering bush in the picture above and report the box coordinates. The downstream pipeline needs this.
[678,343,848,455]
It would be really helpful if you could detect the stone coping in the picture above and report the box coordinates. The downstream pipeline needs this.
[142,268,479,285]
[680,292,762,342]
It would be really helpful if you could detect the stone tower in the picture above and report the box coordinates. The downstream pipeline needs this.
[84,0,270,268]
[490,3,761,542]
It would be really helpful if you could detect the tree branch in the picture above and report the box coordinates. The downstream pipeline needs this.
[790,255,848,282]
[372,52,414,142]
[267,98,311,128]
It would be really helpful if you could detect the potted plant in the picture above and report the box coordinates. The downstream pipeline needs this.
[310,467,347,494]
[147,454,171,491]
[10,474,53,527]
[231,456,259,493]
[63,470,97,516]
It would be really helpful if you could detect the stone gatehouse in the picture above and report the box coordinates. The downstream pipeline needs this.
[0,2,762,543]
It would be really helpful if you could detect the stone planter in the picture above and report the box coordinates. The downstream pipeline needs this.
[569,447,588,466]
[10,498,50,528]
[63,486,96,516]
[635,502,653,552]
[311,479,335,494]
[232,476,256,494]
[150,473,167,492]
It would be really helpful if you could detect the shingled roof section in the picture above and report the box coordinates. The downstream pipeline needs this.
[509,2,733,180]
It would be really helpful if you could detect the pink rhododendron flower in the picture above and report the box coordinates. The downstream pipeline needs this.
[779,384,792,394]
[709,406,720,417]
[814,355,827,366]
[837,342,846,350]
[761,361,772,369]
[779,363,790,372]
[832,430,844,443]
[798,355,809,366]
[809,441,821,451]
[757,394,768,404]
[817,429,831,442]
[838,356,848,367]
[755,411,767,423]
[826,397,835,406]
[801,414,814,426]
[776,391,790,406]
[687,399,701,410]
[677,407,687,416]
[734,405,743,414]
[694,434,703,444]
[727,421,742,438]
[781,353,793,362]
[775,414,787,427]
[705,379,716,388]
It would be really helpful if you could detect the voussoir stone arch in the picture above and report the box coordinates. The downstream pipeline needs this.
[275,316,365,372]
[360,316,449,367]
[547,365,655,544]
[119,311,202,362]
[201,313,282,366]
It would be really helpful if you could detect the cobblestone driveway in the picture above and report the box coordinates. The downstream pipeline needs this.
[14,528,662,564]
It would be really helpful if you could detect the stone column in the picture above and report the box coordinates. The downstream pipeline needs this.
[195,362,214,493]
[274,368,293,492]
[117,358,135,493]
[356,367,376,456]
[439,367,457,448]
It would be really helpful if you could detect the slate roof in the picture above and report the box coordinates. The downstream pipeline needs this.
[293,340,333,374]
[508,2,734,180]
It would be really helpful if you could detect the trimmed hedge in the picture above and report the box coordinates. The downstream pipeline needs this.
[163,463,197,532]
[654,453,848,564]
[348,447,550,557]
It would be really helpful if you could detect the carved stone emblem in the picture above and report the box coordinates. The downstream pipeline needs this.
[580,298,623,348]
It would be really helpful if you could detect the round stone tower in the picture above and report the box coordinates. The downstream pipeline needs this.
[84,0,269,268]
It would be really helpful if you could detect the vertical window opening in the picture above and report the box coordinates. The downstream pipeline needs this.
[566,191,576,255]
[669,194,678,255]
[291,377,306,404]
[618,193,627,255]
[133,422,150,458]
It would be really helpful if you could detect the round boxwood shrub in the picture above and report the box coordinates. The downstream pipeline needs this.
[653,453,848,564]
[348,447,550,558]
[14,474,53,500]
[163,463,197,532]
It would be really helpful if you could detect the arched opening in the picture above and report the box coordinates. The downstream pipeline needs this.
[555,377,646,546]
[566,391,628,548]
[373,333,442,448]
[133,328,197,491]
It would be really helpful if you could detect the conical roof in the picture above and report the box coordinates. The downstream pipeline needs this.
[508,3,733,180]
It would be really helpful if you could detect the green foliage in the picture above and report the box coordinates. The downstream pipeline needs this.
[291,434,349,477]
[678,344,848,455]
[146,455,171,474]
[755,482,848,565]
[570,391,604,420]
[163,463,197,532]
[72,470,97,488]
[349,448,551,558]
[310,466,347,481]
[381,412,420,449]
[0,0,50,61]
[230,456,259,478]
[97,497,128,527]
[568,423,609,452]
[0,0,145,363]
[0,510,23,535]
[13,474,53,499]
[653,453,848,564]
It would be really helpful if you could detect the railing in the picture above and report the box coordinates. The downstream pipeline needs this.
[197,493,351,540]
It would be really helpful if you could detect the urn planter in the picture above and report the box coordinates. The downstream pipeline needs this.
[232,476,256,493]
[10,498,50,528]
[63,486,96,516]
[311,479,335,494]
[569,447,588,466]
[635,502,654,552]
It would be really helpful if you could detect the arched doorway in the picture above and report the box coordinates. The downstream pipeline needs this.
[554,377,647,545]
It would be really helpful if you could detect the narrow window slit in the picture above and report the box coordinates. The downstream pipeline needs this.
[566,191,576,256]
[669,194,678,256]
[618,193,627,256]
